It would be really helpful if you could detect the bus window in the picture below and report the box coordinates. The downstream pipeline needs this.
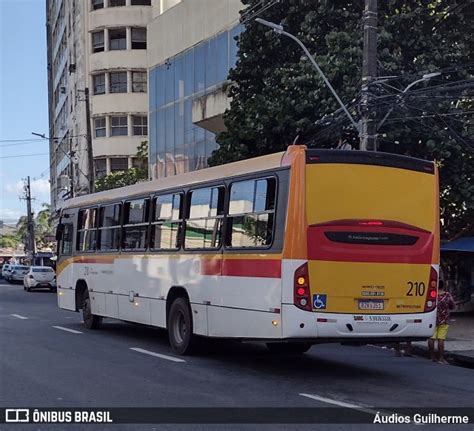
[98,203,121,251]
[61,223,73,255]
[151,193,182,250]
[185,186,224,249]
[227,178,276,248]
[76,208,98,252]
[122,199,149,250]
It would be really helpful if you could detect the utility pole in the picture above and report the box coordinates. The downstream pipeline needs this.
[69,138,75,198]
[84,87,95,194]
[360,0,378,151]
[22,177,36,263]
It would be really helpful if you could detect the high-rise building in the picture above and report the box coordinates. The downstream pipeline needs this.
[46,0,156,209]
[147,0,242,179]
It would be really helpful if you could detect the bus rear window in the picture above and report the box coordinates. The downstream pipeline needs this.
[324,231,419,246]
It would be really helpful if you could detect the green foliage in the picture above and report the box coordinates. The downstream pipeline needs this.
[95,141,149,192]
[211,0,473,239]
[0,235,18,248]
[35,203,54,249]
[14,203,55,250]
[95,168,148,192]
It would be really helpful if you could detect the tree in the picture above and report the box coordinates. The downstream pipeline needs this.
[210,0,473,239]
[35,203,54,249]
[0,235,18,248]
[95,141,149,192]
[15,216,29,247]
[14,204,55,250]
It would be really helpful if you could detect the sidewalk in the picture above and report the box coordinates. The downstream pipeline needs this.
[412,311,474,366]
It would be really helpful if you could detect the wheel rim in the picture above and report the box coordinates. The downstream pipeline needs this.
[172,310,186,345]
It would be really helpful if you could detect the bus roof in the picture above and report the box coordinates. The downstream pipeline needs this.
[61,150,286,209]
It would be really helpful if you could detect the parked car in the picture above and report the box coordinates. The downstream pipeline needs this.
[8,265,30,283]
[1,264,11,279]
[24,266,56,292]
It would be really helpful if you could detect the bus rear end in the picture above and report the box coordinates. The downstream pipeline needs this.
[284,149,439,343]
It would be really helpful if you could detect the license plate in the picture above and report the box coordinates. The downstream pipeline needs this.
[40,283,49,287]
[358,300,384,310]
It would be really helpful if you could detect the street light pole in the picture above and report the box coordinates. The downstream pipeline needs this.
[377,72,441,130]
[255,18,361,138]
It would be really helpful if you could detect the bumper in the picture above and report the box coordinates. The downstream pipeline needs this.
[29,280,56,288]
[281,304,436,340]
[11,274,27,281]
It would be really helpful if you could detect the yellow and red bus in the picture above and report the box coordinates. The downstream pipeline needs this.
[56,146,439,354]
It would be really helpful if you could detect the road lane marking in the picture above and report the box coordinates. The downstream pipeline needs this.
[11,314,29,320]
[130,347,186,363]
[52,326,83,334]
[299,393,378,415]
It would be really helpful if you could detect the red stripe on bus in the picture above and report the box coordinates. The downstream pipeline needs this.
[201,258,222,276]
[201,258,282,278]
[307,226,433,264]
[223,259,281,278]
[74,257,115,264]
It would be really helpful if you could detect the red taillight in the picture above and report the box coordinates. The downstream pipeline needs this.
[358,220,384,226]
[294,263,311,311]
[424,267,438,312]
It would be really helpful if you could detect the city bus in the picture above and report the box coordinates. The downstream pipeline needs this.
[55,145,439,355]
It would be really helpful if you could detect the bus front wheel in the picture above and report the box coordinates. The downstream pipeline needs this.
[168,297,195,355]
[82,290,102,330]
[266,342,312,354]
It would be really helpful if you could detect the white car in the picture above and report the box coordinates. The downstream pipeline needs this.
[8,265,30,283]
[23,266,56,292]
[1,264,11,279]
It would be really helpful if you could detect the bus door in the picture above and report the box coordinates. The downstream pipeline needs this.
[56,212,76,310]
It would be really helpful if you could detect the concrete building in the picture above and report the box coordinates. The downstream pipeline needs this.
[46,0,157,209]
[147,0,243,179]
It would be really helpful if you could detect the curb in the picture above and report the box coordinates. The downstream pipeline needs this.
[411,344,474,368]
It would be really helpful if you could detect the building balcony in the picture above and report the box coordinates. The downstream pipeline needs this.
[192,85,229,134]
[89,6,153,31]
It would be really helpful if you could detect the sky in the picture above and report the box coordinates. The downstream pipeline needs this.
[0,0,50,224]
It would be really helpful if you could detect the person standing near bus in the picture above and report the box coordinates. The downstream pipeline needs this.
[428,281,455,364]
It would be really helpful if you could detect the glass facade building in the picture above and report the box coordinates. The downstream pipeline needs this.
[149,25,241,179]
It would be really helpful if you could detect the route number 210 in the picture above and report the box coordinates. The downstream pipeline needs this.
[406,281,426,296]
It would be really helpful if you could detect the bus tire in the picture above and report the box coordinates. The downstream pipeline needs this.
[168,297,195,355]
[266,342,312,354]
[82,289,102,330]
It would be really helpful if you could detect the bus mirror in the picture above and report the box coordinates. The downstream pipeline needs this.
[55,223,64,241]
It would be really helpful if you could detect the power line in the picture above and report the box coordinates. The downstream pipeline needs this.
[0,152,49,159]
[380,110,474,122]
[0,140,49,148]
[0,138,45,143]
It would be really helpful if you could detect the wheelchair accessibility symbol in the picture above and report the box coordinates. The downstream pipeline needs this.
[313,294,327,309]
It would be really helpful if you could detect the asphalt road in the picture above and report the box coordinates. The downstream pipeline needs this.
[1,278,473,431]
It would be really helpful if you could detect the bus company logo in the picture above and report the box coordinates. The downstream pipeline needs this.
[5,409,29,423]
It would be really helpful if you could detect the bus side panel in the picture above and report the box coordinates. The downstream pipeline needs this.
[207,307,282,338]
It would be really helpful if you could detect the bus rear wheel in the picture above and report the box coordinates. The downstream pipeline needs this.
[82,290,102,330]
[266,342,312,354]
[168,297,195,355]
